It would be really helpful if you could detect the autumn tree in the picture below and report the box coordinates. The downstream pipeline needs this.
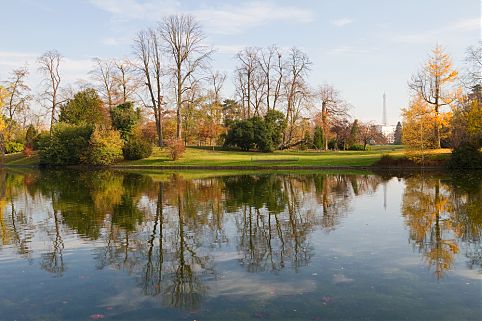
[402,95,438,163]
[159,14,212,140]
[38,50,63,132]
[409,45,459,148]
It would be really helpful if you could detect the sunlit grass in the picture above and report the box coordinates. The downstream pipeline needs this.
[119,145,451,168]
[2,146,452,168]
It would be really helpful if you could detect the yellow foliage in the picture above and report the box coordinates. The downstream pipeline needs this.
[427,45,458,83]
[402,95,437,162]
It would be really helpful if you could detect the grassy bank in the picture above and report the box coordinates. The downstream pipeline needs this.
[1,146,451,169]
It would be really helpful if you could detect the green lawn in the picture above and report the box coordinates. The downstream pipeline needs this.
[1,146,451,168]
[118,145,450,168]
[2,152,40,166]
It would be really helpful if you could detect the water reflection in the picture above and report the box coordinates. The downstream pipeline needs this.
[401,174,482,279]
[0,169,480,313]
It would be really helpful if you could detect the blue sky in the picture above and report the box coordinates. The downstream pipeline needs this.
[1,0,480,124]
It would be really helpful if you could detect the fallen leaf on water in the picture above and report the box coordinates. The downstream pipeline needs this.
[321,296,333,305]
[90,314,105,320]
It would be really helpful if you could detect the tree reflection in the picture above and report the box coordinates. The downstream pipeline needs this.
[402,174,482,279]
[0,168,480,309]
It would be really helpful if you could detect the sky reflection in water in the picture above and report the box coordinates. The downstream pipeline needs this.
[0,170,480,321]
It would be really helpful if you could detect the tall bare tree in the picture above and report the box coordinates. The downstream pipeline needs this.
[90,58,116,110]
[259,45,285,111]
[114,58,139,104]
[283,48,312,146]
[159,14,212,140]
[3,67,31,124]
[409,45,459,148]
[235,47,259,118]
[133,29,164,146]
[316,84,350,150]
[38,50,62,132]
[464,41,482,89]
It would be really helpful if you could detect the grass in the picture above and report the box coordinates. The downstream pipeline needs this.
[118,145,450,168]
[1,146,451,169]
[2,152,40,166]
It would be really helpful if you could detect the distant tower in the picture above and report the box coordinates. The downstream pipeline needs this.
[382,93,387,126]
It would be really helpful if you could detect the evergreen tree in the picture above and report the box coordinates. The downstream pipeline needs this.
[394,121,403,145]
[313,126,324,150]
[348,119,360,147]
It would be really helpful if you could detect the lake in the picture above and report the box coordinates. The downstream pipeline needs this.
[0,169,480,321]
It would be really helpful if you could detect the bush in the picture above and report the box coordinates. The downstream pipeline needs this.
[224,113,285,152]
[166,139,185,160]
[5,141,24,154]
[38,123,93,165]
[23,145,33,157]
[110,102,140,140]
[448,142,482,169]
[25,125,38,147]
[122,136,153,160]
[33,131,49,150]
[83,129,124,166]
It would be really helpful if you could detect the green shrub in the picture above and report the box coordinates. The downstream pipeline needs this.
[448,142,482,169]
[5,141,24,154]
[224,113,285,152]
[123,137,153,160]
[39,123,93,165]
[83,129,124,165]
[110,102,140,140]
[25,125,38,147]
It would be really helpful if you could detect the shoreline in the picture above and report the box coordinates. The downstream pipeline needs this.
[0,163,449,171]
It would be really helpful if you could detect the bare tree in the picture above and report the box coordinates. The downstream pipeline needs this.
[3,67,31,124]
[38,50,62,132]
[409,45,458,148]
[159,14,212,140]
[259,45,285,111]
[359,122,386,150]
[463,41,482,95]
[283,47,312,146]
[208,70,226,104]
[90,58,116,110]
[133,29,164,147]
[114,58,140,104]
[316,84,350,150]
[235,47,259,118]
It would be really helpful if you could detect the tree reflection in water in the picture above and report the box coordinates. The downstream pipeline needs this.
[0,169,480,309]
[401,173,482,279]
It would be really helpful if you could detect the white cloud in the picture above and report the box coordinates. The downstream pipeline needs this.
[331,18,353,27]
[88,0,314,35]
[394,17,480,44]
[326,46,378,55]
[450,17,480,32]
[214,44,246,55]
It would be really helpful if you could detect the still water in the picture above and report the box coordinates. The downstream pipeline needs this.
[0,169,480,321]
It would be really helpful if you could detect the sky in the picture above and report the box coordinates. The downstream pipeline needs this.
[1,0,480,124]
